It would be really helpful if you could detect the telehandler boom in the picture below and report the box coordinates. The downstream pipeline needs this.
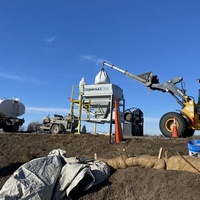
[103,61,200,137]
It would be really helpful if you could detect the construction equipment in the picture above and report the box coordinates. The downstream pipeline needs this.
[103,61,200,138]
[83,83,124,120]
[0,97,25,132]
[69,83,125,135]
[123,108,144,136]
[35,114,78,134]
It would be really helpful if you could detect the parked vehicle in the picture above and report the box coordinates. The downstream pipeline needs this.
[36,114,78,134]
[0,98,25,132]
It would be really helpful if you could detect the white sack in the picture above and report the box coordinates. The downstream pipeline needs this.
[95,68,110,84]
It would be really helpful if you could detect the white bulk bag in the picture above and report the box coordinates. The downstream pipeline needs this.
[95,68,110,84]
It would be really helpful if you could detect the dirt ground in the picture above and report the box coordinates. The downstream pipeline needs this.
[0,133,200,200]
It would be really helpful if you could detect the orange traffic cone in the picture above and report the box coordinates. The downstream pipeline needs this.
[114,100,123,142]
[172,117,179,138]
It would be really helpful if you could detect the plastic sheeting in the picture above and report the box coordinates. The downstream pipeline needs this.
[0,149,110,200]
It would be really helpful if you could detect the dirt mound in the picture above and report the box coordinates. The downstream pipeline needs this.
[0,133,200,200]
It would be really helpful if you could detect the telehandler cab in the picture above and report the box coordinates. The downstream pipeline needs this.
[103,62,200,138]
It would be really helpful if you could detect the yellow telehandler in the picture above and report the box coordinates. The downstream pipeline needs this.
[103,62,200,137]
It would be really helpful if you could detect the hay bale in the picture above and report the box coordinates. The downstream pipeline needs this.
[167,155,200,174]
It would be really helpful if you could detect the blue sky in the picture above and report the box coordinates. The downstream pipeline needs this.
[1,0,200,135]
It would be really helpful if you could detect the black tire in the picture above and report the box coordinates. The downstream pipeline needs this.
[159,112,187,137]
[35,124,43,133]
[12,125,19,132]
[3,126,12,132]
[51,124,60,134]
[59,124,66,134]
[124,111,132,122]
[3,125,18,132]
[183,128,195,137]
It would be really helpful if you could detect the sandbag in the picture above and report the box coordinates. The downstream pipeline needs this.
[166,155,200,174]
[95,68,110,84]
[126,155,165,170]
[103,155,166,170]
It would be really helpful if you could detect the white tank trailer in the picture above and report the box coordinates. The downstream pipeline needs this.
[0,98,25,132]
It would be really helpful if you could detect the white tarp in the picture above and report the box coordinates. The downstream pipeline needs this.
[0,149,110,200]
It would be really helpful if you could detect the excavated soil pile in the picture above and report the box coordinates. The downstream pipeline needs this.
[0,133,200,200]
